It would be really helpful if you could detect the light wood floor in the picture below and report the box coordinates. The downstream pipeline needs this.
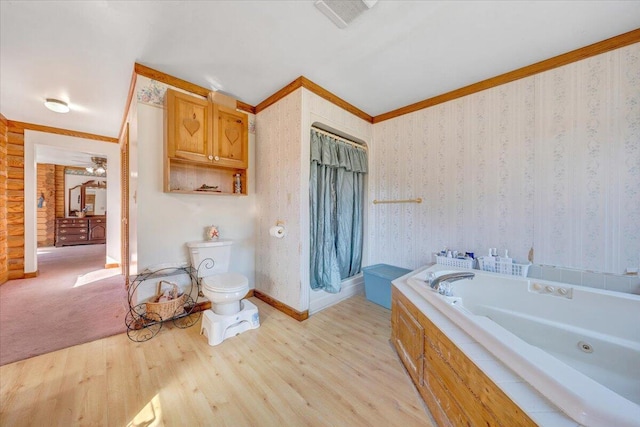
[0,295,434,427]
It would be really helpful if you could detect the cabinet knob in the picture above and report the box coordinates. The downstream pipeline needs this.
[214,156,219,161]
[208,155,213,160]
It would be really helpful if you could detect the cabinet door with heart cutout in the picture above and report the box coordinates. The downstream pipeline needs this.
[213,104,248,169]
[165,89,212,163]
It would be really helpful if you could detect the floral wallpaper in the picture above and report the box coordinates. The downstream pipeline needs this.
[136,77,256,133]
[252,43,640,310]
[65,168,107,177]
[255,89,303,310]
[371,43,640,275]
[136,79,167,106]
[255,88,372,311]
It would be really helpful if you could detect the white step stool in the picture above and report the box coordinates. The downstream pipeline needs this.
[200,299,260,346]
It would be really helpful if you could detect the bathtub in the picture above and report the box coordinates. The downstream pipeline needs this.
[402,264,640,427]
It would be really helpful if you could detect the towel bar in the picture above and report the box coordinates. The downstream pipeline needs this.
[372,198,422,204]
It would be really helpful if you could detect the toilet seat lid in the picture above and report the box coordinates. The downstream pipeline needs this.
[202,272,248,292]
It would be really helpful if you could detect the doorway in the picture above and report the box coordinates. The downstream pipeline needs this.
[0,135,127,364]
[24,133,122,273]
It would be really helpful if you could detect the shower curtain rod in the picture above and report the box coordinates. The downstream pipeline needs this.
[311,126,368,150]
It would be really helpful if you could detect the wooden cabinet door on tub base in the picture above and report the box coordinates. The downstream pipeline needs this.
[391,286,537,427]
[391,287,424,386]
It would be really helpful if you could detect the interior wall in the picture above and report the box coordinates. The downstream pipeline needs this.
[126,102,138,277]
[5,125,24,279]
[0,115,7,284]
[254,87,372,312]
[131,78,257,287]
[370,42,640,275]
[54,166,65,219]
[36,163,55,247]
[255,88,303,310]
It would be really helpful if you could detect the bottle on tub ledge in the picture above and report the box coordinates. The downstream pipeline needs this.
[497,249,512,274]
[437,248,470,259]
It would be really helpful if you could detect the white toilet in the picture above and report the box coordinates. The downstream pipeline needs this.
[187,239,259,346]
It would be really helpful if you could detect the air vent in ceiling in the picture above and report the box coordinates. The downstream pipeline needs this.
[314,0,378,29]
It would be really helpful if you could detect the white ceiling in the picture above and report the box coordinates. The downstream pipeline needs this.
[35,145,99,168]
[1,1,639,139]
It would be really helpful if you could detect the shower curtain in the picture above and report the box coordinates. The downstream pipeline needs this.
[310,129,367,293]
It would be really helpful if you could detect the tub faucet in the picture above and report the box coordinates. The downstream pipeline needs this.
[428,272,475,292]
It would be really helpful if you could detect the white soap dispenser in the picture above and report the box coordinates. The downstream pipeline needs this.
[499,249,513,274]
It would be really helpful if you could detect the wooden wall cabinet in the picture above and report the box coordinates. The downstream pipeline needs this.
[212,104,248,169]
[166,90,212,163]
[164,88,248,195]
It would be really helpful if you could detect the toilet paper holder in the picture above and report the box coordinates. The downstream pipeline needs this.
[270,221,286,238]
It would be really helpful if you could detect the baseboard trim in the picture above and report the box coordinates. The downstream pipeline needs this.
[253,289,309,321]
[192,300,211,312]
[309,274,364,315]
[192,289,255,313]
[24,270,39,279]
[105,263,120,269]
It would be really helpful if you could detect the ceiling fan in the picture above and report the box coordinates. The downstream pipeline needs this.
[86,156,107,175]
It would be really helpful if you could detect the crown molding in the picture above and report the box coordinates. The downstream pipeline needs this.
[254,77,304,114]
[373,27,640,123]
[117,63,257,142]
[122,27,640,138]
[118,67,138,143]
[133,63,256,115]
[255,76,374,123]
[135,62,209,98]
[6,121,118,143]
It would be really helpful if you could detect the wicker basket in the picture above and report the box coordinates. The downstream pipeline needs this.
[145,280,185,320]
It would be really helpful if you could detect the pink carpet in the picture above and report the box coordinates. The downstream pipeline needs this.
[0,245,128,366]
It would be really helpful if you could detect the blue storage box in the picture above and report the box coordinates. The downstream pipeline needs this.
[362,264,411,309]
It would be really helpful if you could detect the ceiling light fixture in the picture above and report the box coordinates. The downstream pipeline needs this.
[86,156,107,175]
[44,98,70,113]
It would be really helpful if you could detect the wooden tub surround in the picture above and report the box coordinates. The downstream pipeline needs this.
[391,286,537,427]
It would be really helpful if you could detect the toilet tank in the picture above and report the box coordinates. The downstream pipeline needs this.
[187,239,233,277]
